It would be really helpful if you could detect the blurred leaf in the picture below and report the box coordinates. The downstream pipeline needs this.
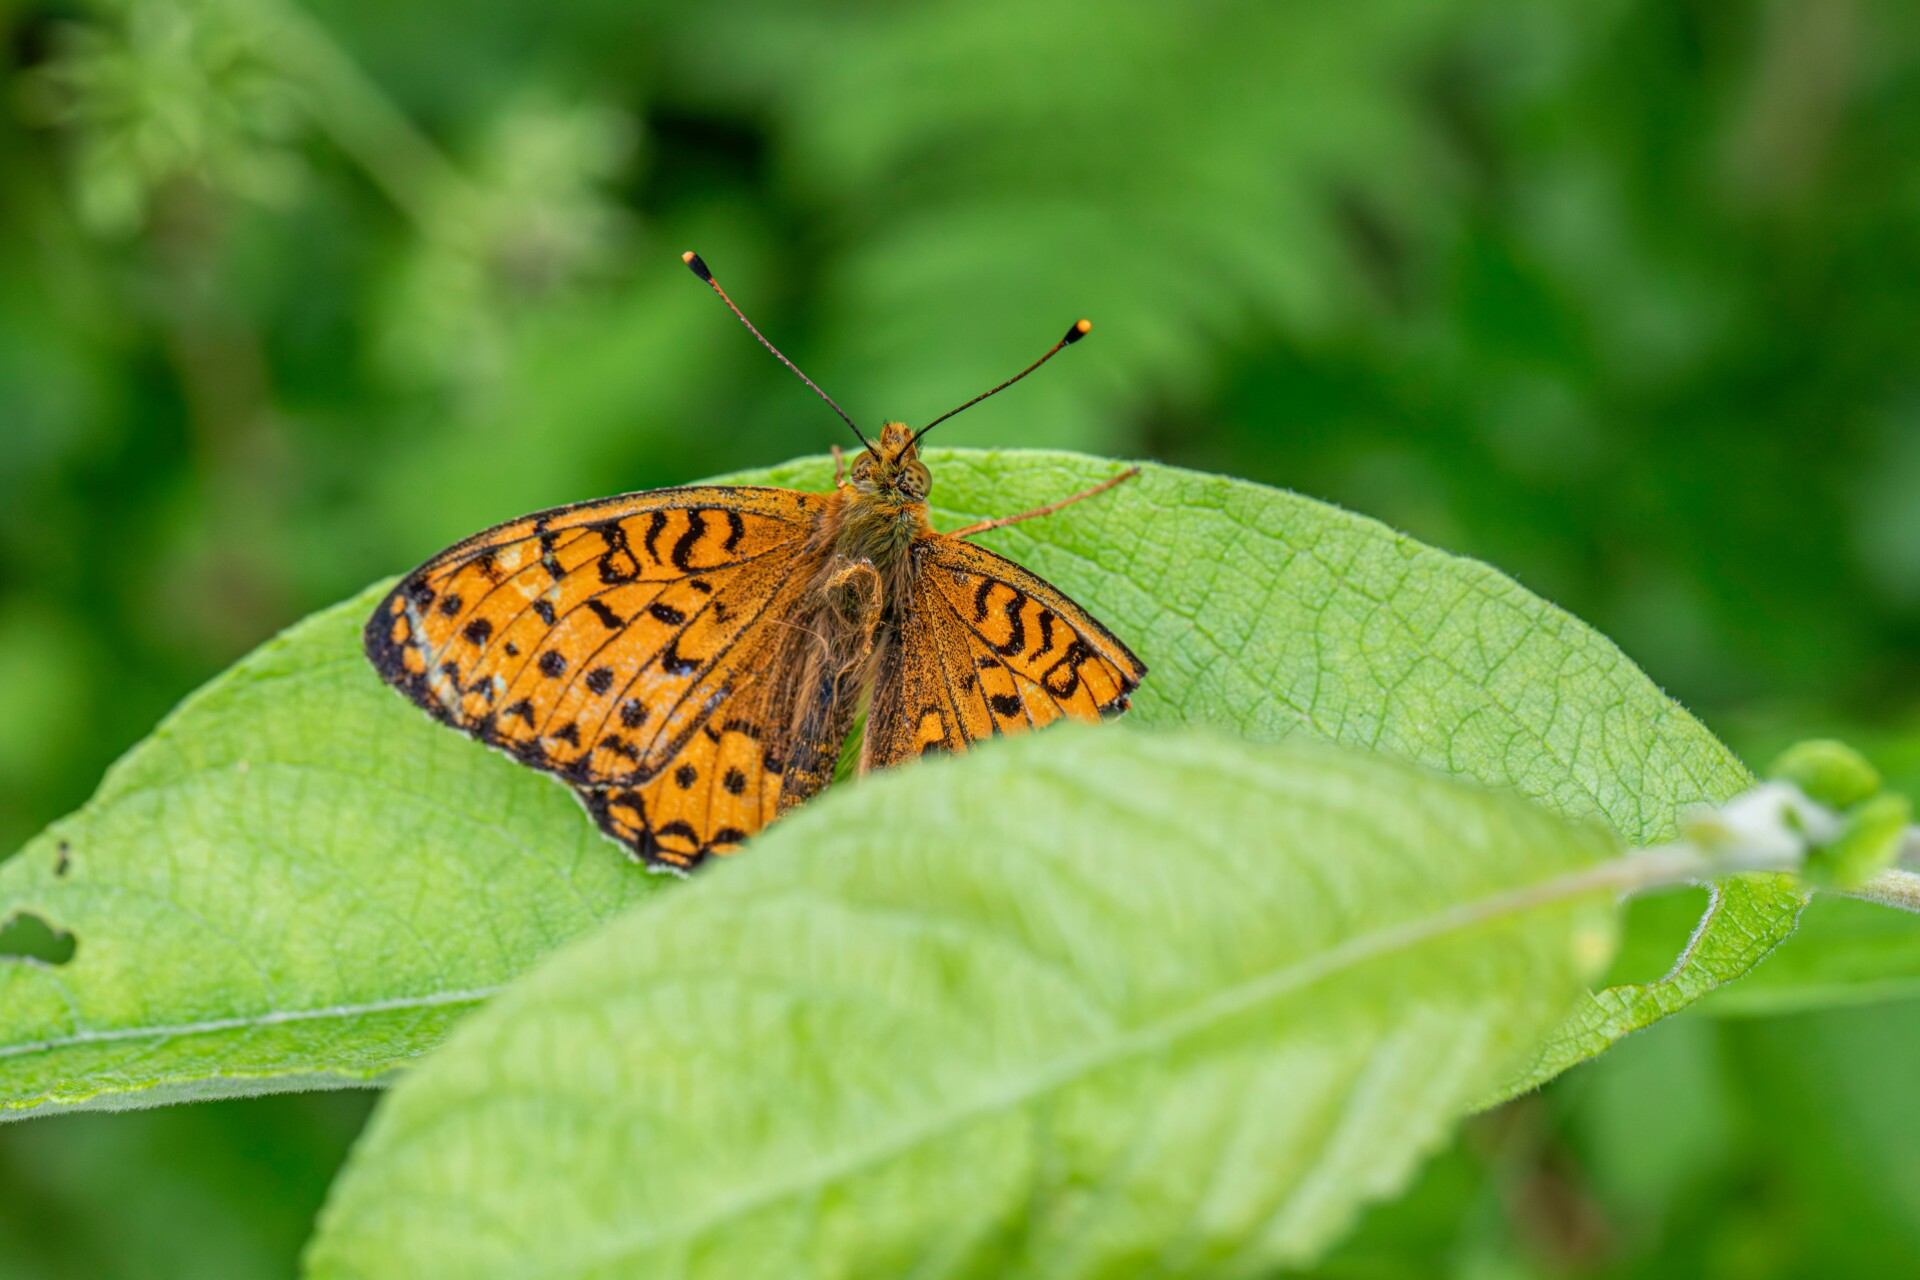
[305,729,1620,1279]
[1561,1013,1735,1232]
[0,451,1774,1118]
[374,96,639,389]
[25,0,309,236]
[1724,1003,1920,1266]
[692,0,1479,454]
[0,1091,372,1280]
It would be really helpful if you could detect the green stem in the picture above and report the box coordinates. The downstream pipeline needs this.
[1843,868,1920,914]
[1614,839,1920,915]
[232,0,476,227]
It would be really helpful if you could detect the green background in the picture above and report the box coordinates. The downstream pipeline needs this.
[2,0,1918,1274]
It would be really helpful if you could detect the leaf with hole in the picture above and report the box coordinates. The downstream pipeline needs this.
[0,450,1783,1117]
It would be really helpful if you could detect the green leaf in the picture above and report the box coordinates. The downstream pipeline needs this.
[1679,727,1920,1019]
[0,588,666,1117]
[1767,738,1884,811]
[0,450,1778,1117]
[1702,895,1920,1016]
[305,728,1621,1280]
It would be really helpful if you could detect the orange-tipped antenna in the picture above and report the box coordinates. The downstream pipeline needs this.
[682,251,874,454]
[908,318,1091,451]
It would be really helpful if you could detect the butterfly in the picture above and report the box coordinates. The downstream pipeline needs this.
[364,252,1146,873]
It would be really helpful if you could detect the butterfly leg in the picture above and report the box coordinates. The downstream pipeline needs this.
[832,444,846,487]
[950,466,1139,539]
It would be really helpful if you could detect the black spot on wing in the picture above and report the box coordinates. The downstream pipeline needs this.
[659,634,699,676]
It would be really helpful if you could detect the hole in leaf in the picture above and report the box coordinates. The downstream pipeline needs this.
[0,911,77,965]
[1601,885,1711,988]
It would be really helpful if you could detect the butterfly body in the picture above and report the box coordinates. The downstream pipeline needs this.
[367,265,1143,873]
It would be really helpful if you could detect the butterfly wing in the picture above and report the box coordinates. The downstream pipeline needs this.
[863,533,1147,767]
[365,484,833,870]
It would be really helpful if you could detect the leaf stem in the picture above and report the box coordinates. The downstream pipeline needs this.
[1842,867,1920,914]
[236,0,476,228]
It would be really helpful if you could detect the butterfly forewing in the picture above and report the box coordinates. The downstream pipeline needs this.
[365,484,831,870]
[368,459,1148,872]
[862,535,1146,769]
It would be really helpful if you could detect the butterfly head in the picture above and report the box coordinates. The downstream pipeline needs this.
[681,252,1090,507]
[847,422,933,504]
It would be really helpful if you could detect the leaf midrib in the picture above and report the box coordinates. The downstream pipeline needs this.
[0,986,500,1067]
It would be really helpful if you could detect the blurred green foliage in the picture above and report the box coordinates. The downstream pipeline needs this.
[2,0,1918,1274]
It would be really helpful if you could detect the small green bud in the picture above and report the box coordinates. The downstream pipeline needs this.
[1767,739,1882,811]
[1805,793,1911,889]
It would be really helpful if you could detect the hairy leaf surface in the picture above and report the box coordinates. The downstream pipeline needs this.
[306,729,1619,1279]
[0,450,1779,1116]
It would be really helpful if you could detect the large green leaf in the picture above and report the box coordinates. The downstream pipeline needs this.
[0,450,1781,1117]
[305,728,1621,1280]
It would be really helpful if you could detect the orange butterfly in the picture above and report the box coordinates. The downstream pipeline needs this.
[364,252,1146,873]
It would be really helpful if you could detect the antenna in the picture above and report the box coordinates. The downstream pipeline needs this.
[908,319,1091,451]
[682,251,874,454]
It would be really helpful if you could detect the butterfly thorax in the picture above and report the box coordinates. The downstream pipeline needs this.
[756,423,929,806]
[823,420,934,584]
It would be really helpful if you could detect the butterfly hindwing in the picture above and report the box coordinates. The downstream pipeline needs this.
[862,533,1147,768]
[365,484,832,870]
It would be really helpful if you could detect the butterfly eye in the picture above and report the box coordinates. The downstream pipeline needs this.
[902,461,932,500]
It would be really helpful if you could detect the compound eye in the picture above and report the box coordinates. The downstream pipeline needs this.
[904,461,932,499]
[850,454,873,482]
